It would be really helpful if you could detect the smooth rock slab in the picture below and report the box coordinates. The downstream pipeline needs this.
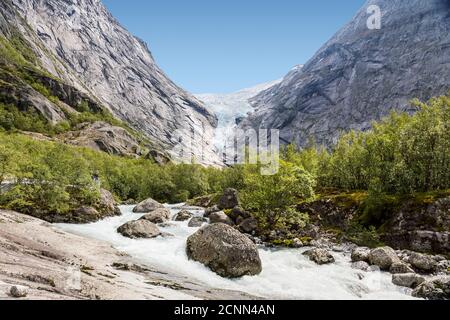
[186,223,262,278]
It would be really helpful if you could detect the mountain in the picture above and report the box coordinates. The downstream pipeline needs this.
[195,79,281,150]
[239,0,450,147]
[0,0,220,165]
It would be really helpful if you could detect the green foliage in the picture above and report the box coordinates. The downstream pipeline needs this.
[319,94,450,194]
[240,160,315,229]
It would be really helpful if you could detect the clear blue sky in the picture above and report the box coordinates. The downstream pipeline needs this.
[102,0,366,93]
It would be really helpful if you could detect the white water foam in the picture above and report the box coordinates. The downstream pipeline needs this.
[55,205,417,300]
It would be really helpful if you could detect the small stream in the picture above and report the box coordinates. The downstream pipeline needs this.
[56,205,416,300]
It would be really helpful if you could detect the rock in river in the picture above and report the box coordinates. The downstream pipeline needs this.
[209,211,235,226]
[408,252,438,273]
[132,198,164,213]
[303,248,335,265]
[117,220,161,239]
[174,210,193,221]
[351,247,371,263]
[412,276,450,300]
[139,208,171,224]
[392,273,425,289]
[188,217,208,228]
[186,223,262,278]
[368,247,400,270]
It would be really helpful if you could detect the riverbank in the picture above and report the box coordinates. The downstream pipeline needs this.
[0,209,256,300]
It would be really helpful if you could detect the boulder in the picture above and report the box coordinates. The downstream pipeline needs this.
[204,205,220,218]
[73,206,100,222]
[238,217,258,234]
[390,262,415,274]
[117,220,161,239]
[303,248,335,265]
[186,223,262,278]
[132,198,164,213]
[351,247,371,263]
[368,247,400,270]
[139,208,171,224]
[292,238,304,248]
[392,273,426,289]
[412,276,450,300]
[209,211,234,226]
[174,210,193,221]
[229,206,251,221]
[188,216,208,228]
[352,261,370,271]
[217,188,240,210]
[97,188,121,216]
[10,285,28,298]
[408,252,438,273]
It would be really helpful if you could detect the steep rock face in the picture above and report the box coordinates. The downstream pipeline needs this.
[240,0,450,147]
[6,0,220,164]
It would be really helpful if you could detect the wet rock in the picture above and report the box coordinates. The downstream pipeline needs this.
[174,210,193,222]
[160,232,174,238]
[303,248,335,265]
[188,216,208,228]
[10,285,28,298]
[209,211,234,226]
[369,247,400,270]
[204,205,220,218]
[117,220,161,239]
[390,262,415,274]
[186,223,262,278]
[351,247,371,263]
[412,276,450,300]
[97,188,121,216]
[217,188,240,210]
[408,252,438,273]
[352,261,370,271]
[133,198,164,213]
[139,208,171,224]
[238,217,258,234]
[292,238,304,248]
[392,273,426,289]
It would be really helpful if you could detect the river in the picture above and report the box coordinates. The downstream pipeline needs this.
[56,205,416,300]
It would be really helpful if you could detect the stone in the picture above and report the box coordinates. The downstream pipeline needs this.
[217,188,240,210]
[139,208,171,224]
[292,238,304,248]
[351,247,371,263]
[204,205,220,218]
[97,188,121,216]
[389,262,415,274]
[352,261,370,271]
[412,276,450,300]
[302,248,335,265]
[10,285,28,298]
[238,217,258,234]
[186,223,262,278]
[117,220,161,239]
[133,198,164,213]
[392,273,426,289]
[188,217,208,228]
[209,211,234,226]
[368,247,400,270]
[174,210,193,222]
[408,252,438,273]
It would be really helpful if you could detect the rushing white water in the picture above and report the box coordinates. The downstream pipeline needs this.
[56,205,416,300]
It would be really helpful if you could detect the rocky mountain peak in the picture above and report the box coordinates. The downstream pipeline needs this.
[241,0,450,147]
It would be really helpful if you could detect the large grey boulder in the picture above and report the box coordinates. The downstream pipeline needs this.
[412,276,450,300]
[369,247,401,270]
[392,273,426,289]
[139,208,171,224]
[117,220,161,239]
[408,252,438,273]
[133,198,164,213]
[303,248,335,265]
[209,211,235,226]
[186,223,262,278]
